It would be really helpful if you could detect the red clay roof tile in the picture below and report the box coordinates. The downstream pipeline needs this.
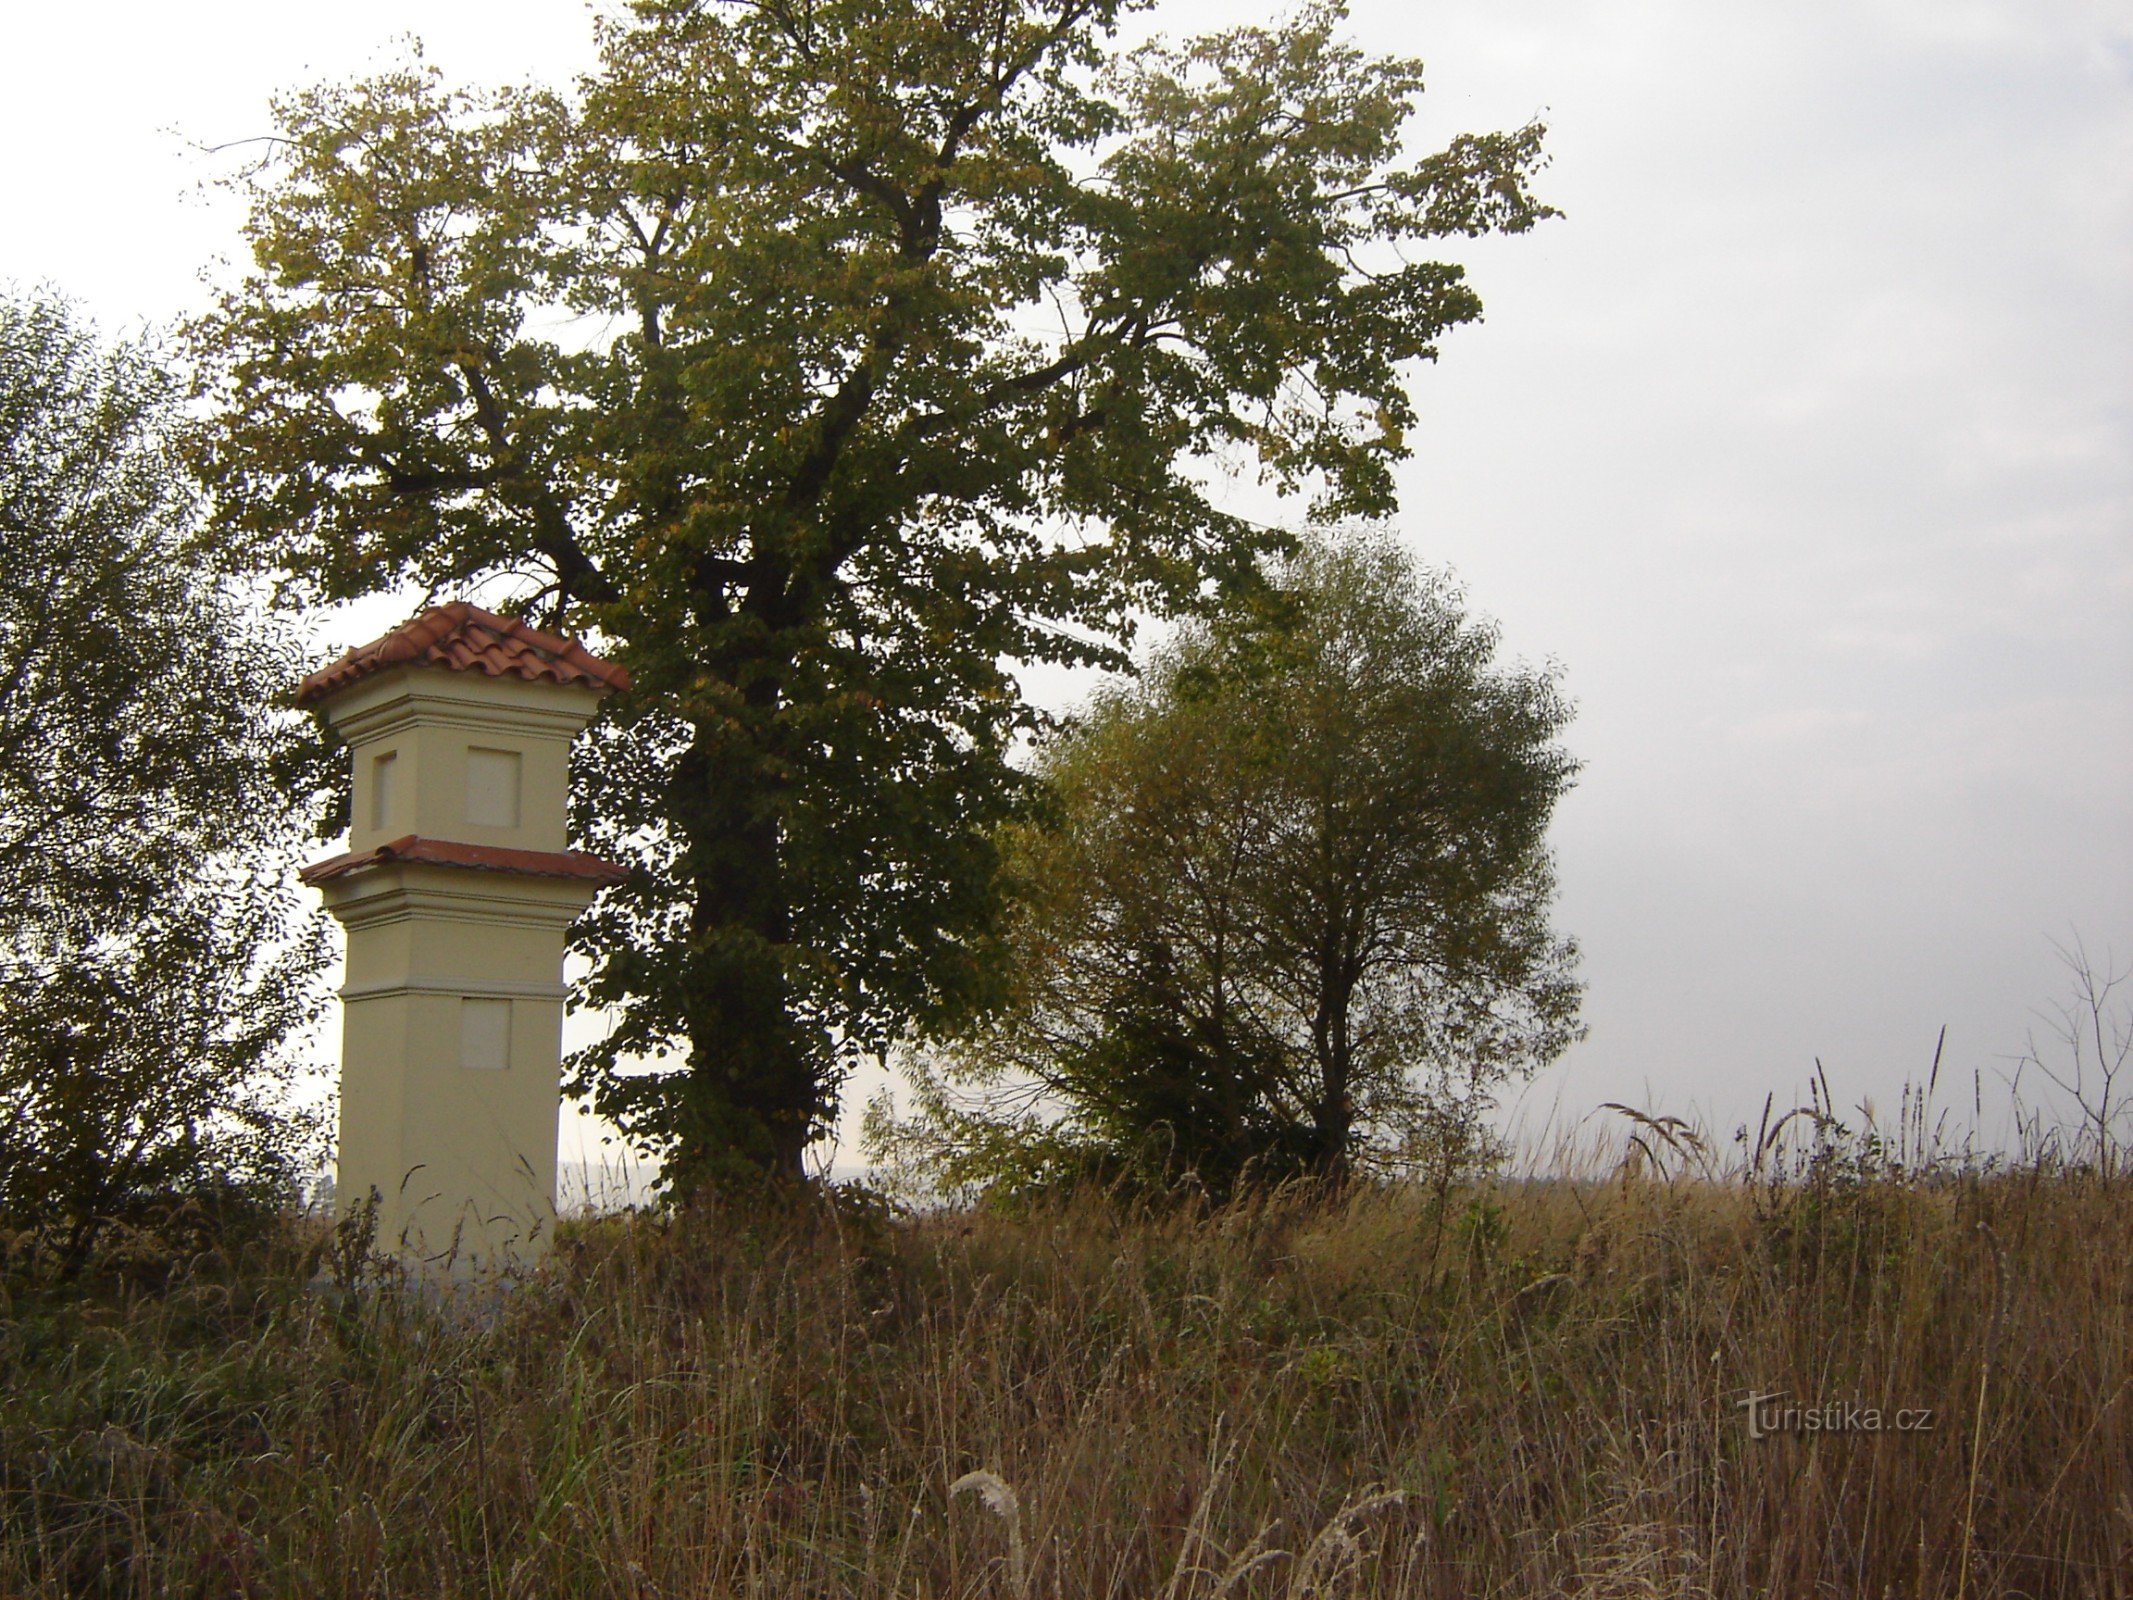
[300,835,629,887]
[296,601,630,707]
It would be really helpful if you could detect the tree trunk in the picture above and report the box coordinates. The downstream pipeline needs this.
[1310,965,1356,1181]
[669,690,821,1187]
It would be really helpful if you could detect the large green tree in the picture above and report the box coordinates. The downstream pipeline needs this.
[872,530,1581,1196]
[191,0,1555,1184]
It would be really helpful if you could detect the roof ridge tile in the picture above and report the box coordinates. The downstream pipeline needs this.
[296,601,630,707]
[300,834,628,887]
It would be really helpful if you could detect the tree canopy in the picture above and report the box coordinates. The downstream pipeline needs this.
[191,0,1556,1184]
[0,288,330,1271]
[870,529,1581,1196]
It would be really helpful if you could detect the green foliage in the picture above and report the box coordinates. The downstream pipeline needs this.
[186,0,1557,1185]
[0,288,331,1276]
[876,528,1581,1197]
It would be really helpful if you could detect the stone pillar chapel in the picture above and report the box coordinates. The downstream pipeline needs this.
[297,603,628,1272]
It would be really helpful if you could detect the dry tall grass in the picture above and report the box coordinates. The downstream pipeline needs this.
[3,1135,2129,1597]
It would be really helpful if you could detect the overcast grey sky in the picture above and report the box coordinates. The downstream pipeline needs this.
[4,0,2126,1164]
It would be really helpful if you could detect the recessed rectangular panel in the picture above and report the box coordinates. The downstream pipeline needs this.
[465,747,522,829]
[370,751,396,830]
[459,998,511,1071]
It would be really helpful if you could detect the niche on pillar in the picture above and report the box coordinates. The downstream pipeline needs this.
[298,602,629,1275]
[465,747,523,830]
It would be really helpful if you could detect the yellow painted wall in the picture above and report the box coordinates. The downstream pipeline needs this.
[315,666,609,1275]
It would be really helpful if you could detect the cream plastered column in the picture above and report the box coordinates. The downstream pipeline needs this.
[298,606,627,1275]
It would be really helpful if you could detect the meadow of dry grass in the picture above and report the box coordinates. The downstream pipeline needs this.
[3,1131,2129,1599]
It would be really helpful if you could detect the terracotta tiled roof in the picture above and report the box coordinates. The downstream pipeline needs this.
[296,601,630,707]
[300,835,629,888]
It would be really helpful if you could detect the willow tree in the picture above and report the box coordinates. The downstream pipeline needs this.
[192,0,1555,1184]
[1,289,330,1269]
